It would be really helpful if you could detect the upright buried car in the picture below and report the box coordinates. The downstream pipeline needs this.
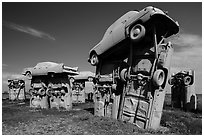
[70,71,95,102]
[8,79,26,101]
[89,6,179,129]
[168,70,197,111]
[88,6,179,66]
[24,62,79,109]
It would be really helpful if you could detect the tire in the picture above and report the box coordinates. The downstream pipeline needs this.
[130,24,145,42]
[70,77,75,83]
[120,68,128,82]
[168,77,175,85]
[183,75,192,86]
[39,88,46,96]
[153,69,165,87]
[25,71,32,80]
[90,53,99,66]
[88,76,93,82]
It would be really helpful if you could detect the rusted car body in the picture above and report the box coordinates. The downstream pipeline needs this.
[29,75,49,109]
[88,6,179,66]
[169,70,197,111]
[46,73,73,110]
[26,62,79,109]
[70,71,95,102]
[8,79,26,101]
[89,6,179,129]
[22,62,78,79]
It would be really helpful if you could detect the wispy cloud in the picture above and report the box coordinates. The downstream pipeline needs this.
[2,72,26,80]
[168,33,202,68]
[167,33,202,52]
[2,64,8,67]
[3,20,55,41]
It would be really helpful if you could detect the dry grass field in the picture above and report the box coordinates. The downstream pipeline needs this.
[2,94,202,135]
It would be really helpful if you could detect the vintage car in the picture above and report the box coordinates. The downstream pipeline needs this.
[22,62,79,79]
[88,6,179,66]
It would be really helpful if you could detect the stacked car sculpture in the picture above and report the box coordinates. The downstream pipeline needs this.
[70,71,95,103]
[23,62,78,110]
[169,70,197,111]
[88,6,179,129]
[8,79,26,101]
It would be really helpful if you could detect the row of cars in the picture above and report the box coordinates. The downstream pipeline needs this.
[8,62,95,110]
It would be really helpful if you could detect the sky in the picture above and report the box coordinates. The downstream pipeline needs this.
[2,2,202,93]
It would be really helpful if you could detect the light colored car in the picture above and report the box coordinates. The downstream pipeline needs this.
[88,6,179,66]
[22,62,79,79]
[70,71,95,81]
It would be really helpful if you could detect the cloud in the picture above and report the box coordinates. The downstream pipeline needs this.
[2,64,8,69]
[167,33,202,52]
[166,33,202,68]
[3,21,55,41]
[2,64,8,67]
[2,72,26,80]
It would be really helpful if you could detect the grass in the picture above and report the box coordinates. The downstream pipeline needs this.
[2,95,202,135]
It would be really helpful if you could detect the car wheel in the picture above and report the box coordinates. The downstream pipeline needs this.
[130,24,145,42]
[153,69,165,87]
[90,53,99,66]
[39,88,46,96]
[168,77,175,85]
[70,77,75,83]
[120,68,128,82]
[184,75,192,86]
[25,71,32,80]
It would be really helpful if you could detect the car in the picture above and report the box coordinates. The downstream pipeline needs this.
[70,71,95,82]
[22,62,79,79]
[88,6,179,66]
[168,70,194,86]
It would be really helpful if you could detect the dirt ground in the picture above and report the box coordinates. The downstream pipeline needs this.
[2,96,202,135]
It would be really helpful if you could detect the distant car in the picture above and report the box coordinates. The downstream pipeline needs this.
[8,79,25,89]
[70,71,95,82]
[88,6,179,66]
[22,62,79,79]
[168,70,194,86]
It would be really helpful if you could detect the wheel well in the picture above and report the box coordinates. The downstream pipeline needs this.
[89,50,99,63]
[127,20,143,36]
[90,50,97,58]
[26,71,31,75]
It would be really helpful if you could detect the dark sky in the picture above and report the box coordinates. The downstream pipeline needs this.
[2,2,202,93]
